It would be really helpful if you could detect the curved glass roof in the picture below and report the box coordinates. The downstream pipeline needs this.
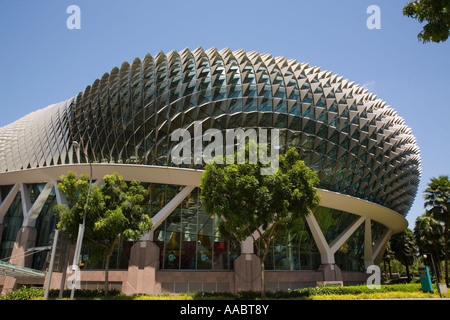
[0,47,421,216]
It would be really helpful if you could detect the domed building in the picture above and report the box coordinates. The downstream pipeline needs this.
[0,47,421,294]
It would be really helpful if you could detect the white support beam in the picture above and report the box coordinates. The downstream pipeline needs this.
[305,212,335,264]
[20,183,32,216]
[0,166,410,235]
[364,218,373,268]
[372,228,392,264]
[329,216,365,254]
[306,212,370,265]
[53,181,68,206]
[241,237,254,255]
[240,224,272,255]
[0,183,20,223]
[145,185,196,241]
[22,181,55,228]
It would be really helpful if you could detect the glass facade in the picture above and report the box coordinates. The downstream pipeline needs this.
[32,187,58,270]
[335,223,365,272]
[78,237,132,270]
[0,182,387,272]
[64,48,420,216]
[0,48,421,217]
[262,207,371,272]
[0,190,23,261]
[263,216,321,271]
[313,207,359,244]
[152,187,240,270]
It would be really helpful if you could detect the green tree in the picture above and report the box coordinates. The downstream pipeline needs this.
[403,0,450,43]
[55,171,153,295]
[200,147,321,298]
[424,175,450,285]
[390,228,416,282]
[414,211,445,281]
[383,242,394,280]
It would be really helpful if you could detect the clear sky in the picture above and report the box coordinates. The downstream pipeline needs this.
[0,0,449,229]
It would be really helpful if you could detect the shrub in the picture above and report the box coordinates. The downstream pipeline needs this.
[235,290,262,300]
[48,288,122,299]
[311,291,443,300]
[0,287,44,300]
[0,287,123,300]
[0,283,441,300]
[191,291,235,300]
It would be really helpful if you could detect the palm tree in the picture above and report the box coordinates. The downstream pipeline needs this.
[390,228,416,282]
[414,211,445,281]
[424,175,450,285]
[383,242,394,281]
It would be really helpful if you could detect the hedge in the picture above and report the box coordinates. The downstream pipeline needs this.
[0,283,442,300]
[0,287,121,300]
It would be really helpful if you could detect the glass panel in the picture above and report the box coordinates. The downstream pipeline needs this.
[371,220,387,246]
[213,237,227,269]
[313,207,358,244]
[0,185,13,200]
[32,187,58,270]
[153,185,240,270]
[149,183,166,218]
[197,208,213,269]
[265,216,321,271]
[180,188,198,269]
[0,192,23,260]
[335,223,365,271]
[164,205,182,269]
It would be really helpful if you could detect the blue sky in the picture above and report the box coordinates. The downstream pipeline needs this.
[0,0,449,229]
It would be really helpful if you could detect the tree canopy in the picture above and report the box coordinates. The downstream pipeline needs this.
[200,147,321,297]
[390,228,416,281]
[414,211,445,280]
[403,0,450,43]
[55,171,152,295]
[423,175,450,284]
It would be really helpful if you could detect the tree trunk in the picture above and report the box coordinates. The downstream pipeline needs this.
[432,250,441,282]
[105,253,110,296]
[404,257,410,282]
[259,240,269,299]
[104,236,119,296]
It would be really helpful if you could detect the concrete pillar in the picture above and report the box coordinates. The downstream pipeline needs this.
[1,226,37,295]
[364,218,374,269]
[305,211,368,282]
[233,236,261,292]
[318,263,343,282]
[123,240,160,295]
[234,253,261,292]
[9,227,38,267]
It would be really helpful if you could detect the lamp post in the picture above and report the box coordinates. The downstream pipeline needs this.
[423,253,442,298]
[70,141,93,300]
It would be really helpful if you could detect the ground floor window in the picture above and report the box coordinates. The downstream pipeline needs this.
[0,191,23,261]
[152,187,240,270]
[0,182,384,274]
